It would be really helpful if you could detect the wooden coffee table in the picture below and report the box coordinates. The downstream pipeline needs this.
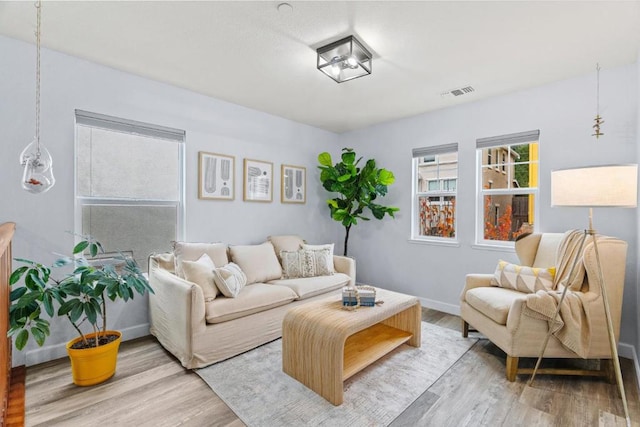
[282,287,421,405]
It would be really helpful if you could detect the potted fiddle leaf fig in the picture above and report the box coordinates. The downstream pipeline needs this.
[318,148,399,256]
[9,236,153,386]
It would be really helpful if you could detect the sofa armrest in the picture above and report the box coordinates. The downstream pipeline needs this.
[334,255,356,286]
[460,273,494,302]
[148,268,207,360]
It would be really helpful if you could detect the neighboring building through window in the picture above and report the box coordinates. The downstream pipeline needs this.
[476,130,539,244]
[75,110,185,270]
[412,143,458,241]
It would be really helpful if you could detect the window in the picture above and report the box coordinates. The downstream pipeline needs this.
[75,110,185,270]
[412,143,458,241]
[476,130,539,245]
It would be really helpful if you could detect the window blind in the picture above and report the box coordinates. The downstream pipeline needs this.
[476,130,539,149]
[412,142,458,158]
[75,110,185,142]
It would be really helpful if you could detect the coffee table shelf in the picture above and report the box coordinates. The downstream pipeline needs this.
[343,323,412,380]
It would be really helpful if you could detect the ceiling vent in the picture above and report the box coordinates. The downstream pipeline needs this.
[440,85,475,98]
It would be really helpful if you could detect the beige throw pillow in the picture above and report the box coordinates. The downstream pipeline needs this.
[301,243,335,273]
[229,242,282,284]
[268,235,305,263]
[173,241,229,278]
[181,254,219,301]
[281,248,333,279]
[213,263,247,298]
[491,260,556,293]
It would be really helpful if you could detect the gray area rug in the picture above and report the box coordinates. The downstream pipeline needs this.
[196,322,477,427]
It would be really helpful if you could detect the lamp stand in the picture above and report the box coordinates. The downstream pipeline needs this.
[527,209,630,426]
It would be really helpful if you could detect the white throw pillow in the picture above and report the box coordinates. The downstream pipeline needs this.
[301,243,335,273]
[181,254,219,301]
[213,262,247,298]
[281,248,333,279]
[172,241,229,278]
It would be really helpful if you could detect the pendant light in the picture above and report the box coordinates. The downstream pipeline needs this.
[20,0,55,194]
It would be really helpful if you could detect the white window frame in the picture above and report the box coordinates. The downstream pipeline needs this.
[475,130,540,248]
[74,110,186,247]
[411,143,459,245]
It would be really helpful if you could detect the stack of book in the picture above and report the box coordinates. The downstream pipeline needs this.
[341,286,376,307]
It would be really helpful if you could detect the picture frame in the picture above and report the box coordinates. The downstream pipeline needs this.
[243,158,273,202]
[281,164,306,204]
[198,152,235,201]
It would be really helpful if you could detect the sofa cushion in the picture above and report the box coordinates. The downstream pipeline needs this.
[213,262,247,298]
[465,287,527,325]
[268,235,305,263]
[150,252,175,273]
[491,260,555,293]
[173,242,229,278]
[181,254,219,301]
[229,242,282,284]
[269,273,350,300]
[281,248,333,279]
[301,243,335,273]
[205,284,297,324]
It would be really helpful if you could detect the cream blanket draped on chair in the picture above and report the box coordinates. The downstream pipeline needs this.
[522,230,598,358]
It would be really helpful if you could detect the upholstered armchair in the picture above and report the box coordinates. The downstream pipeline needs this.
[460,232,627,381]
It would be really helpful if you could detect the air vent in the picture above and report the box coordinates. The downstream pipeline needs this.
[440,85,475,98]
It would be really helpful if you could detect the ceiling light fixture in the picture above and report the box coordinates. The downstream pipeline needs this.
[316,35,372,83]
[20,0,55,194]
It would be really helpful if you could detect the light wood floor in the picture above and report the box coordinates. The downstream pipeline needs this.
[24,309,639,426]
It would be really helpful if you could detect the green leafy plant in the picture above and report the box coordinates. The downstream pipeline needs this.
[318,148,399,256]
[9,236,153,350]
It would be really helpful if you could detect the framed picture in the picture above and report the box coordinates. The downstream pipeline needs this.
[281,164,306,204]
[198,152,235,200]
[243,158,273,202]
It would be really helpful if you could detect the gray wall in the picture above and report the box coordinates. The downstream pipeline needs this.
[340,64,639,356]
[0,35,341,366]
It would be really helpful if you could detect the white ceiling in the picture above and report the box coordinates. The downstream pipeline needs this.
[1,1,639,133]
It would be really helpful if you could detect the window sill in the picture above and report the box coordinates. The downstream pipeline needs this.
[408,238,461,248]
[471,243,515,253]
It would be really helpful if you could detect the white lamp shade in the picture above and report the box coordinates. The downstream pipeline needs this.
[551,164,638,207]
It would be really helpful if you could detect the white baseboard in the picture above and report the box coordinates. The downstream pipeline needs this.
[25,323,150,367]
[618,342,640,394]
[418,296,461,316]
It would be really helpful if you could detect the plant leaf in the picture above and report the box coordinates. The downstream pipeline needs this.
[31,327,46,346]
[318,152,332,167]
[9,266,28,285]
[73,240,90,255]
[90,243,98,258]
[10,287,27,302]
[378,169,395,185]
[341,151,356,165]
[15,329,29,350]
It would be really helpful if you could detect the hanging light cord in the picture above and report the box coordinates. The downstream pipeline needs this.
[35,0,42,157]
[596,62,600,117]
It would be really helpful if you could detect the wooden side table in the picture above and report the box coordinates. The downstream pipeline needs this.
[282,287,421,405]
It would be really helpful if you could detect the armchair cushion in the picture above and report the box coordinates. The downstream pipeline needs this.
[229,242,282,284]
[491,260,555,293]
[465,287,527,325]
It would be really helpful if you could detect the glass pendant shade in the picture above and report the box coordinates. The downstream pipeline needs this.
[20,139,55,194]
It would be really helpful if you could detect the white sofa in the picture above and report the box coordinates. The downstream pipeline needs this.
[148,235,356,369]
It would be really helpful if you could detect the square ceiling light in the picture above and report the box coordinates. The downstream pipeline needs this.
[316,35,372,83]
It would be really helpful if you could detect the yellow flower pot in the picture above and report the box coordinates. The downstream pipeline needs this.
[66,330,122,386]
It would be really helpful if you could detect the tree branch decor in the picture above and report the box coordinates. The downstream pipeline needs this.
[318,148,399,256]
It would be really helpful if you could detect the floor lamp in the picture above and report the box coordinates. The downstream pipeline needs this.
[528,164,637,426]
